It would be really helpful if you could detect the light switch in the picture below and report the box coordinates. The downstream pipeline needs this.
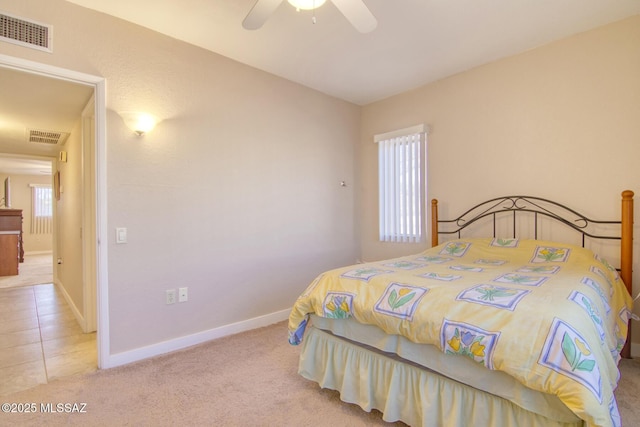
[116,227,127,244]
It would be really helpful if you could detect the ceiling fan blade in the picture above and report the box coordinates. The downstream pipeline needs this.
[331,0,377,33]
[242,0,283,30]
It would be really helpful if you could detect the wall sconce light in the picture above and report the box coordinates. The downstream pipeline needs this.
[120,111,158,136]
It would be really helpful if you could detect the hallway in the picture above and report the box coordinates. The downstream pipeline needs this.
[0,283,96,396]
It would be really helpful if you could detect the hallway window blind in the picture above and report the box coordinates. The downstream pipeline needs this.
[30,184,52,234]
[375,125,427,243]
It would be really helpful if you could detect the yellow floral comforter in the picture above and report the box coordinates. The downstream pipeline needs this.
[288,238,633,427]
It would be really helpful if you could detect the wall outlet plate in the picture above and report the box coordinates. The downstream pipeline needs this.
[178,287,188,302]
[166,289,176,304]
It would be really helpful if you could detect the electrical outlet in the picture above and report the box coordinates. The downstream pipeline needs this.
[166,289,177,305]
[178,287,188,302]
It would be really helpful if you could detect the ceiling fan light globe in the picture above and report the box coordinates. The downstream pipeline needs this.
[287,0,327,11]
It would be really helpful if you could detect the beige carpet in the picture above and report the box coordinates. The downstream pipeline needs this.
[2,321,639,426]
[0,253,53,289]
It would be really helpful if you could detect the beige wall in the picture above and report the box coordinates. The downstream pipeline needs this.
[55,117,85,315]
[360,16,640,338]
[0,172,53,253]
[0,0,360,355]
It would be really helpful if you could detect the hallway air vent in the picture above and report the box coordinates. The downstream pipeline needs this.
[27,129,69,145]
[0,12,52,52]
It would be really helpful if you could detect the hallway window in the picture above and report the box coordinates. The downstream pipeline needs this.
[30,184,52,234]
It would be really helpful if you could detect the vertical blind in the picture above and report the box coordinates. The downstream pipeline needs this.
[30,184,52,234]
[376,125,426,243]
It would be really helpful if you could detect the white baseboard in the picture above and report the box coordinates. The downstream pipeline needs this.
[24,251,53,256]
[103,308,291,369]
[54,279,87,332]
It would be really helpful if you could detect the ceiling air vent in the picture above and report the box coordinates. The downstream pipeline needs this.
[27,129,69,145]
[0,12,52,52]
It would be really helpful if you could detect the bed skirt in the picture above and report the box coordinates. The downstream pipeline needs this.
[299,325,584,427]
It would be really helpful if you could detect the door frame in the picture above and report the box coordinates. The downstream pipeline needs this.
[0,53,109,368]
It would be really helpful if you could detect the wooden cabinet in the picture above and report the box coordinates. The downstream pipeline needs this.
[0,209,23,264]
[0,232,19,276]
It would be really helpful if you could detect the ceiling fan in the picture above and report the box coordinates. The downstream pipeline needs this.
[242,0,377,33]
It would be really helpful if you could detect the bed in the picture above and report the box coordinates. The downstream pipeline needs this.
[288,191,634,427]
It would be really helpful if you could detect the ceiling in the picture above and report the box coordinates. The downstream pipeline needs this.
[1,1,639,174]
[0,68,94,175]
[65,0,640,105]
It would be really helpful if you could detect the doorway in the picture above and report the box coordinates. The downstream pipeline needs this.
[0,53,108,369]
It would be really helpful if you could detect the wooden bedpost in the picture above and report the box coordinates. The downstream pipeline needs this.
[431,199,439,247]
[621,190,634,359]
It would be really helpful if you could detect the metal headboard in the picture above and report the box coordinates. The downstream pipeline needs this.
[432,195,621,248]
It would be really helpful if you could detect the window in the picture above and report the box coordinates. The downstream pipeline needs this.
[30,184,52,234]
[375,125,427,243]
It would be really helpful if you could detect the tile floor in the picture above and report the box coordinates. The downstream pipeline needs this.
[0,283,97,396]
